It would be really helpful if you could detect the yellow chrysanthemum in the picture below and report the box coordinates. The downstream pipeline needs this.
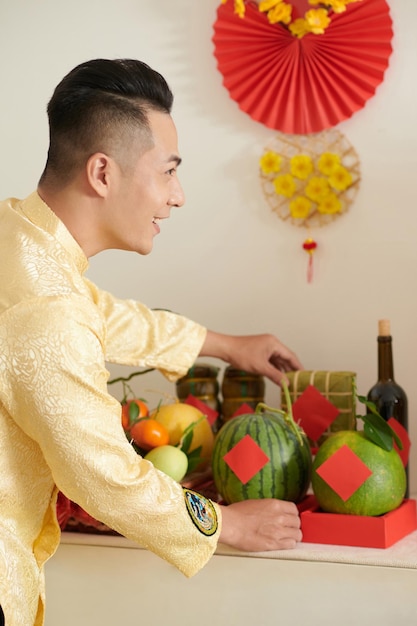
[260,151,282,175]
[317,152,341,176]
[328,165,353,191]
[222,0,246,18]
[234,0,246,18]
[267,2,292,25]
[305,8,331,34]
[289,196,312,219]
[305,176,330,202]
[324,0,348,12]
[273,174,296,198]
[290,154,314,180]
[258,0,283,12]
[317,193,342,215]
[324,0,362,13]
[289,18,310,38]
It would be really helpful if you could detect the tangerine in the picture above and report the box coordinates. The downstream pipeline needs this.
[312,430,406,516]
[121,399,149,431]
[130,418,169,451]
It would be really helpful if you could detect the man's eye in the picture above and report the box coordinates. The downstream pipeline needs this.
[167,168,176,176]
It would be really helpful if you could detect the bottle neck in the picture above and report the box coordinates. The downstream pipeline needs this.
[377,336,394,382]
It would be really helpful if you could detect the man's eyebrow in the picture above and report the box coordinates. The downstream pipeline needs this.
[169,155,182,166]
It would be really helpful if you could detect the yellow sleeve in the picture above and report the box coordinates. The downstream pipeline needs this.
[84,278,207,381]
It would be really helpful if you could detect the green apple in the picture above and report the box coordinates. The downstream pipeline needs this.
[144,445,188,482]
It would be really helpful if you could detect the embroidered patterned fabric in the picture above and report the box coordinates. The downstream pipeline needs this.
[0,192,221,626]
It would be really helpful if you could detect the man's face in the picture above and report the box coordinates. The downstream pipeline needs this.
[104,110,185,255]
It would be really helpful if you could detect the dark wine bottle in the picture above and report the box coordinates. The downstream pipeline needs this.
[367,319,409,497]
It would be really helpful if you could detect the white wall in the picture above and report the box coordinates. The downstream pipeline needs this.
[1,0,416,489]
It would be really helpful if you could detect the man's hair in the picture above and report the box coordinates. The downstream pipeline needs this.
[39,58,174,187]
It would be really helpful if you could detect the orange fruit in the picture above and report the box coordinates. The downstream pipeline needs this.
[121,399,149,431]
[130,419,169,451]
[150,402,214,468]
[312,430,406,516]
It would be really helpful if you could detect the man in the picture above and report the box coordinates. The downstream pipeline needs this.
[0,58,303,626]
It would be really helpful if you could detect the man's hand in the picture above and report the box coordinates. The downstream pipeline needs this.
[200,331,303,386]
[218,499,302,552]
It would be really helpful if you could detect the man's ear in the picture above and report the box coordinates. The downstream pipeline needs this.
[86,153,113,197]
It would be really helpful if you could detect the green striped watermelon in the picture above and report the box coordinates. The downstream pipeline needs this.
[212,406,312,504]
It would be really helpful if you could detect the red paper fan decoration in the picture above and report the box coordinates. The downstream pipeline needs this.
[212,0,393,134]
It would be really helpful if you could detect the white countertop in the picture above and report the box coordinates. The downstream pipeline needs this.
[61,519,417,570]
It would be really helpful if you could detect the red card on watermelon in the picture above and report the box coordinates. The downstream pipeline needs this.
[223,434,270,484]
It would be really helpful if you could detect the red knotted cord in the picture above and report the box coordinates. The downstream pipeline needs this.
[302,238,317,283]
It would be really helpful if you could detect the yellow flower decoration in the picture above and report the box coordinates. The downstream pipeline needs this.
[290,154,314,180]
[222,0,246,18]
[322,0,363,13]
[223,0,364,37]
[317,152,341,176]
[317,192,342,214]
[305,176,330,202]
[260,150,282,175]
[266,2,293,25]
[289,196,312,219]
[328,165,353,191]
[289,18,310,38]
[273,174,297,198]
[258,0,284,11]
[259,129,360,230]
[305,8,331,35]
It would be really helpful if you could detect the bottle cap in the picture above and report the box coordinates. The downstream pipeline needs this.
[378,319,391,336]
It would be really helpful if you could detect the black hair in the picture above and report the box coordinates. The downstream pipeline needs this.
[39,58,174,186]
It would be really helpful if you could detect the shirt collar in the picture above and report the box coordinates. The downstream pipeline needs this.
[19,191,89,274]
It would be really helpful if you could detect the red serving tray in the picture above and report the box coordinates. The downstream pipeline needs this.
[299,496,417,549]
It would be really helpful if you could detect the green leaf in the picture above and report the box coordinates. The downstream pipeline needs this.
[129,402,139,421]
[180,429,194,455]
[357,395,379,416]
[185,446,203,475]
[178,415,205,454]
[358,412,403,451]
[362,420,393,451]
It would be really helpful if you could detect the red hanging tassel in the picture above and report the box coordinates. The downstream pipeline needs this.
[302,238,317,283]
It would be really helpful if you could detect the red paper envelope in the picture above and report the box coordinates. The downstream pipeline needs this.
[184,394,219,427]
[292,385,339,442]
[232,403,256,417]
[388,417,411,468]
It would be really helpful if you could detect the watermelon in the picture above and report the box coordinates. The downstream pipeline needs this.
[212,406,312,504]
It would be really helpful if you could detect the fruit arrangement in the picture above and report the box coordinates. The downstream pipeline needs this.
[57,364,409,536]
[121,397,214,483]
[113,367,314,506]
[113,369,215,483]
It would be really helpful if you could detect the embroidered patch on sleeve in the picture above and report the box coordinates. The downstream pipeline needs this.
[183,488,218,536]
